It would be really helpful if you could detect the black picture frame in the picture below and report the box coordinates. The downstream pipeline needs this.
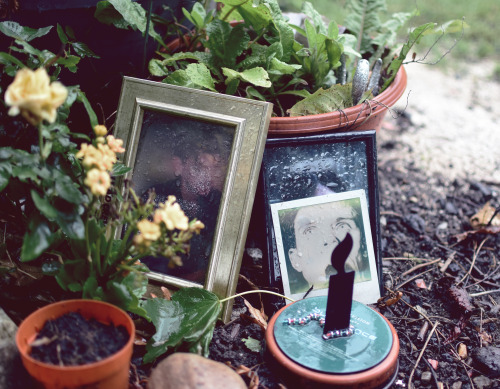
[259,130,382,300]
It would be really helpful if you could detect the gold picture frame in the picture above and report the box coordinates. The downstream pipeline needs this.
[114,77,272,322]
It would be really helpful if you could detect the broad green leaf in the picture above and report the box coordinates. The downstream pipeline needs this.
[21,217,53,261]
[55,176,83,204]
[143,288,221,363]
[12,165,40,183]
[102,280,148,317]
[55,210,85,240]
[0,22,53,42]
[71,42,100,58]
[31,190,58,220]
[57,24,68,44]
[325,39,342,68]
[269,57,301,75]
[95,1,132,29]
[149,58,168,77]
[106,0,163,43]
[164,69,200,89]
[185,63,216,91]
[345,0,386,54]
[421,19,468,36]
[288,83,353,116]
[222,67,271,88]
[242,337,262,352]
[111,163,132,177]
[182,2,206,30]
[205,19,232,61]
[0,168,10,191]
[302,2,328,36]
[272,19,295,62]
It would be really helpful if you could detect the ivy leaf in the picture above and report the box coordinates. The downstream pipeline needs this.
[222,67,271,88]
[21,217,53,262]
[0,22,52,42]
[185,63,217,91]
[142,288,221,363]
[288,83,353,116]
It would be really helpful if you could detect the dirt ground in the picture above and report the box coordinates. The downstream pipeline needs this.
[202,62,500,389]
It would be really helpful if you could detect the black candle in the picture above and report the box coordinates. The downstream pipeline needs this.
[323,233,355,338]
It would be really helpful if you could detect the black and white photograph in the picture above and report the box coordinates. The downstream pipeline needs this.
[270,190,380,303]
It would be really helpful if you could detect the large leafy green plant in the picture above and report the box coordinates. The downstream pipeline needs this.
[0,22,203,317]
[139,0,462,116]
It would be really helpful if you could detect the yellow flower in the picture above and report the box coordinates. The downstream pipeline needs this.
[154,196,189,231]
[4,68,67,125]
[190,220,205,233]
[76,143,116,171]
[84,168,110,196]
[94,125,108,137]
[137,219,161,241]
[106,135,125,153]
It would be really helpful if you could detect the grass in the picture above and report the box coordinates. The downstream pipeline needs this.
[279,0,500,74]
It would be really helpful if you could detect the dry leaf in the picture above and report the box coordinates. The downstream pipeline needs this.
[242,297,268,330]
[134,335,147,346]
[428,359,439,370]
[457,343,467,359]
[415,279,427,289]
[161,286,172,300]
[150,293,158,298]
[470,202,500,230]
[478,330,492,344]
[455,226,500,242]
[377,291,403,308]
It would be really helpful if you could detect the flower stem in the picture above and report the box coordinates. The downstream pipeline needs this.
[38,125,44,161]
[219,290,295,304]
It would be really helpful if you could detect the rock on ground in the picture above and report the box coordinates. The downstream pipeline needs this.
[148,352,247,389]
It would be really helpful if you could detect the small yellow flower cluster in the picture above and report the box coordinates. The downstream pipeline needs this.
[4,68,67,125]
[133,196,205,258]
[76,126,125,196]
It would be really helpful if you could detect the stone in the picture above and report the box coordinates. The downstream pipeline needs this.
[472,346,500,378]
[421,371,432,383]
[451,382,462,389]
[472,375,492,389]
[148,352,247,389]
[0,340,36,389]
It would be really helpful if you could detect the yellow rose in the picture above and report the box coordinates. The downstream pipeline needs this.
[137,220,161,241]
[84,168,110,196]
[154,196,189,231]
[5,68,67,125]
[106,135,125,153]
[76,143,116,171]
[94,125,108,137]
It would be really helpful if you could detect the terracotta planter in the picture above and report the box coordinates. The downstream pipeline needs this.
[265,299,400,389]
[16,299,135,389]
[268,66,407,137]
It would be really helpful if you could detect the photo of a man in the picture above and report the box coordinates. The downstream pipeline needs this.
[271,190,380,304]
[132,109,234,284]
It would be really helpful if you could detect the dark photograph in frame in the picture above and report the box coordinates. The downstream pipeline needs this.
[270,190,380,303]
[113,77,272,322]
[133,109,234,284]
[259,130,382,298]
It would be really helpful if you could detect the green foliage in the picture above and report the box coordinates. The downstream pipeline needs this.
[142,288,221,362]
[141,0,462,116]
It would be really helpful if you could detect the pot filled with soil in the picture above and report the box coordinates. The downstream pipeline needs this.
[15,299,135,389]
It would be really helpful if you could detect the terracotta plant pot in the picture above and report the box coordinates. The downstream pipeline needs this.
[265,299,400,389]
[268,66,407,137]
[16,299,135,389]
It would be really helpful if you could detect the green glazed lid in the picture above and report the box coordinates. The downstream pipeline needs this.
[273,297,393,374]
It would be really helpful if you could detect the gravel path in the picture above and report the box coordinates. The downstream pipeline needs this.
[378,61,500,184]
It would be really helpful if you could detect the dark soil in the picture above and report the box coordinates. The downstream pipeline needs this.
[30,312,129,366]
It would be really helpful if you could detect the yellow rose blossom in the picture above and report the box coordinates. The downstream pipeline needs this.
[190,220,205,233]
[84,168,110,196]
[106,135,125,153]
[136,219,161,241]
[94,125,108,137]
[154,196,189,231]
[4,68,67,125]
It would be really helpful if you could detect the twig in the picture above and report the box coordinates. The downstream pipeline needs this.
[458,238,488,284]
[469,289,500,297]
[402,258,441,277]
[383,256,436,261]
[395,268,434,289]
[408,321,440,389]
